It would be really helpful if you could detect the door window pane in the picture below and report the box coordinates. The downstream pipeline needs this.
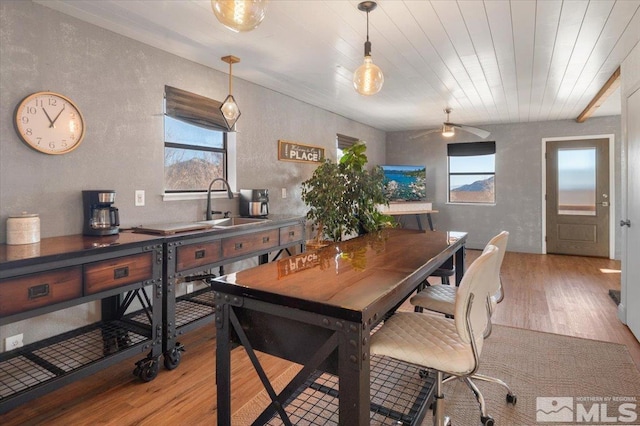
[557,148,596,216]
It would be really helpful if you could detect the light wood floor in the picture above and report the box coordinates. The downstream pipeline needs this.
[2,251,638,425]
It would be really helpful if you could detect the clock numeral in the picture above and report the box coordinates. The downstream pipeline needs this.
[26,106,37,114]
[49,141,56,149]
[21,116,29,124]
[49,98,57,106]
[25,128,33,136]
[36,137,42,145]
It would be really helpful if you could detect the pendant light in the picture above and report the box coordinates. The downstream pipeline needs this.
[220,55,241,130]
[442,108,455,137]
[211,0,268,33]
[353,1,384,96]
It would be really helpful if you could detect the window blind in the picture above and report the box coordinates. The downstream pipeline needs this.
[337,133,360,150]
[165,85,229,131]
[447,141,496,157]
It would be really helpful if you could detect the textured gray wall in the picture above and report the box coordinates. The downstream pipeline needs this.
[0,1,385,347]
[0,1,385,241]
[387,116,622,255]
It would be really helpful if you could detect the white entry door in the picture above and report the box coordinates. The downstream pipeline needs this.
[624,87,640,341]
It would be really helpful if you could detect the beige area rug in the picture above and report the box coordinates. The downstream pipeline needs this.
[232,325,640,425]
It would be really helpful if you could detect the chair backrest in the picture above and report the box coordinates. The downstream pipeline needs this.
[482,231,509,301]
[454,245,499,346]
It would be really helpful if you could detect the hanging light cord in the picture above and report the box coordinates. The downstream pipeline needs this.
[228,62,233,95]
[364,9,372,56]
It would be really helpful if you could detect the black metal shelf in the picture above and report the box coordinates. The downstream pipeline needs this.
[262,355,434,425]
[0,314,152,413]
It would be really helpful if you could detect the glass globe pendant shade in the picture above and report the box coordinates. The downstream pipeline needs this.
[353,55,384,96]
[211,0,267,32]
[442,123,455,137]
[220,94,241,129]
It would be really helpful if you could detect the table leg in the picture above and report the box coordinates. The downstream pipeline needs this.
[337,324,370,425]
[216,303,232,425]
[455,245,465,286]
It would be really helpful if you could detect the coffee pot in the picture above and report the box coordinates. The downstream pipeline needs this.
[240,189,269,218]
[83,190,120,236]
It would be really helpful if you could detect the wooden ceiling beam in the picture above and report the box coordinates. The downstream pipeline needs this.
[576,67,620,123]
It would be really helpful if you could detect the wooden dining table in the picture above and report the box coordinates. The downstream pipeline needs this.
[211,228,467,425]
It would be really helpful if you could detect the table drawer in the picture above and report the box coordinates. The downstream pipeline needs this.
[0,267,82,317]
[222,229,279,258]
[176,241,222,272]
[84,252,153,295]
[280,224,304,245]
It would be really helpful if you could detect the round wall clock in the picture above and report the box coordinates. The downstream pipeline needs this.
[14,91,86,155]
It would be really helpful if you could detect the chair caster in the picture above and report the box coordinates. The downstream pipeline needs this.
[506,393,517,404]
[481,415,495,426]
[419,368,431,378]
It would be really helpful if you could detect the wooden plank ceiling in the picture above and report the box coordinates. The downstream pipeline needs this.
[36,0,640,132]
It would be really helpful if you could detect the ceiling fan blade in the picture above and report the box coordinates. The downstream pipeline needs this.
[409,128,441,140]
[451,123,491,139]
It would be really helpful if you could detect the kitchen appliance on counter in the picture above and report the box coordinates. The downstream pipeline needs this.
[240,189,269,217]
[83,190,120,236]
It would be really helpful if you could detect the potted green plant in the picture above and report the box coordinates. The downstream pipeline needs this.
[301,141,392,244]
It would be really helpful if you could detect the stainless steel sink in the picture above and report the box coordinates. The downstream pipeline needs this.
[197,217,270,228]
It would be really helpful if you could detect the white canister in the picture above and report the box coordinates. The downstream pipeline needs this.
[6,212,41,245]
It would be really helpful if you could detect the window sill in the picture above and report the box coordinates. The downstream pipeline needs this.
[162,192,237,202]
[446,202,496,206]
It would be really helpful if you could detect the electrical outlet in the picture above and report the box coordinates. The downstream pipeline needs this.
[186,284,194,294]
[5,333,23,351]
[135,190,145,206]
[281,188,287,198]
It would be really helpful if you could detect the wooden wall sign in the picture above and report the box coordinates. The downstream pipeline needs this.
[278,140,324,163]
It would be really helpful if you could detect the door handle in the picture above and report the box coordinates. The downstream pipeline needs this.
[620,219,631,227]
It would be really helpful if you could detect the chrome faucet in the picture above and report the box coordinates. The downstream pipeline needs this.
[206,178,234,220]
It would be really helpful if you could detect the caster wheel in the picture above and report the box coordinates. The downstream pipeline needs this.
[133,365,141,377]
[481,415,494,426]
[507,393,517,404]
[419,368,430,379]
[164,346,183,370]
[139,360,159,382]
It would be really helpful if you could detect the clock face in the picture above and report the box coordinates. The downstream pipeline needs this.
[14,91,86,155]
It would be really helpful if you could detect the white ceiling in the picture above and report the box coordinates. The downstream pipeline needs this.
[35,0,639,132]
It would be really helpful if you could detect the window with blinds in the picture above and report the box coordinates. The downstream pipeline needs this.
[164,86,229,193]
[447,141,496,204]
[336,133,359,161]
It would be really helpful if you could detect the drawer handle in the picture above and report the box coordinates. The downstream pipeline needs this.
[28,283,50,299]
[235,242,243,250]
[263,236,270,243]
[195,249,206,259]
[289,231,295,236]
[114,266,129,280]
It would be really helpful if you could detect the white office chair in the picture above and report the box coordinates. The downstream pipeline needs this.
[410,231,516,410]
[370,246,500,426]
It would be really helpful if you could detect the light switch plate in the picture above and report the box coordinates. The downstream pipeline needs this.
[135,190,145,206]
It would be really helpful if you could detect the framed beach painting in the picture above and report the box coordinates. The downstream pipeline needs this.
[381,165,427,201]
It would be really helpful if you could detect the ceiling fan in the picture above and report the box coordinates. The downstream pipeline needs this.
[410,108,491,140]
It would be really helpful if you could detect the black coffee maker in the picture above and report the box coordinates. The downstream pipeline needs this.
[83,190,120,236]
[240,189,269,217]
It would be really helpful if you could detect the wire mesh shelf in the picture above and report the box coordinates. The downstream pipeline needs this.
[0,321,148,401]
[263,355,434,425]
